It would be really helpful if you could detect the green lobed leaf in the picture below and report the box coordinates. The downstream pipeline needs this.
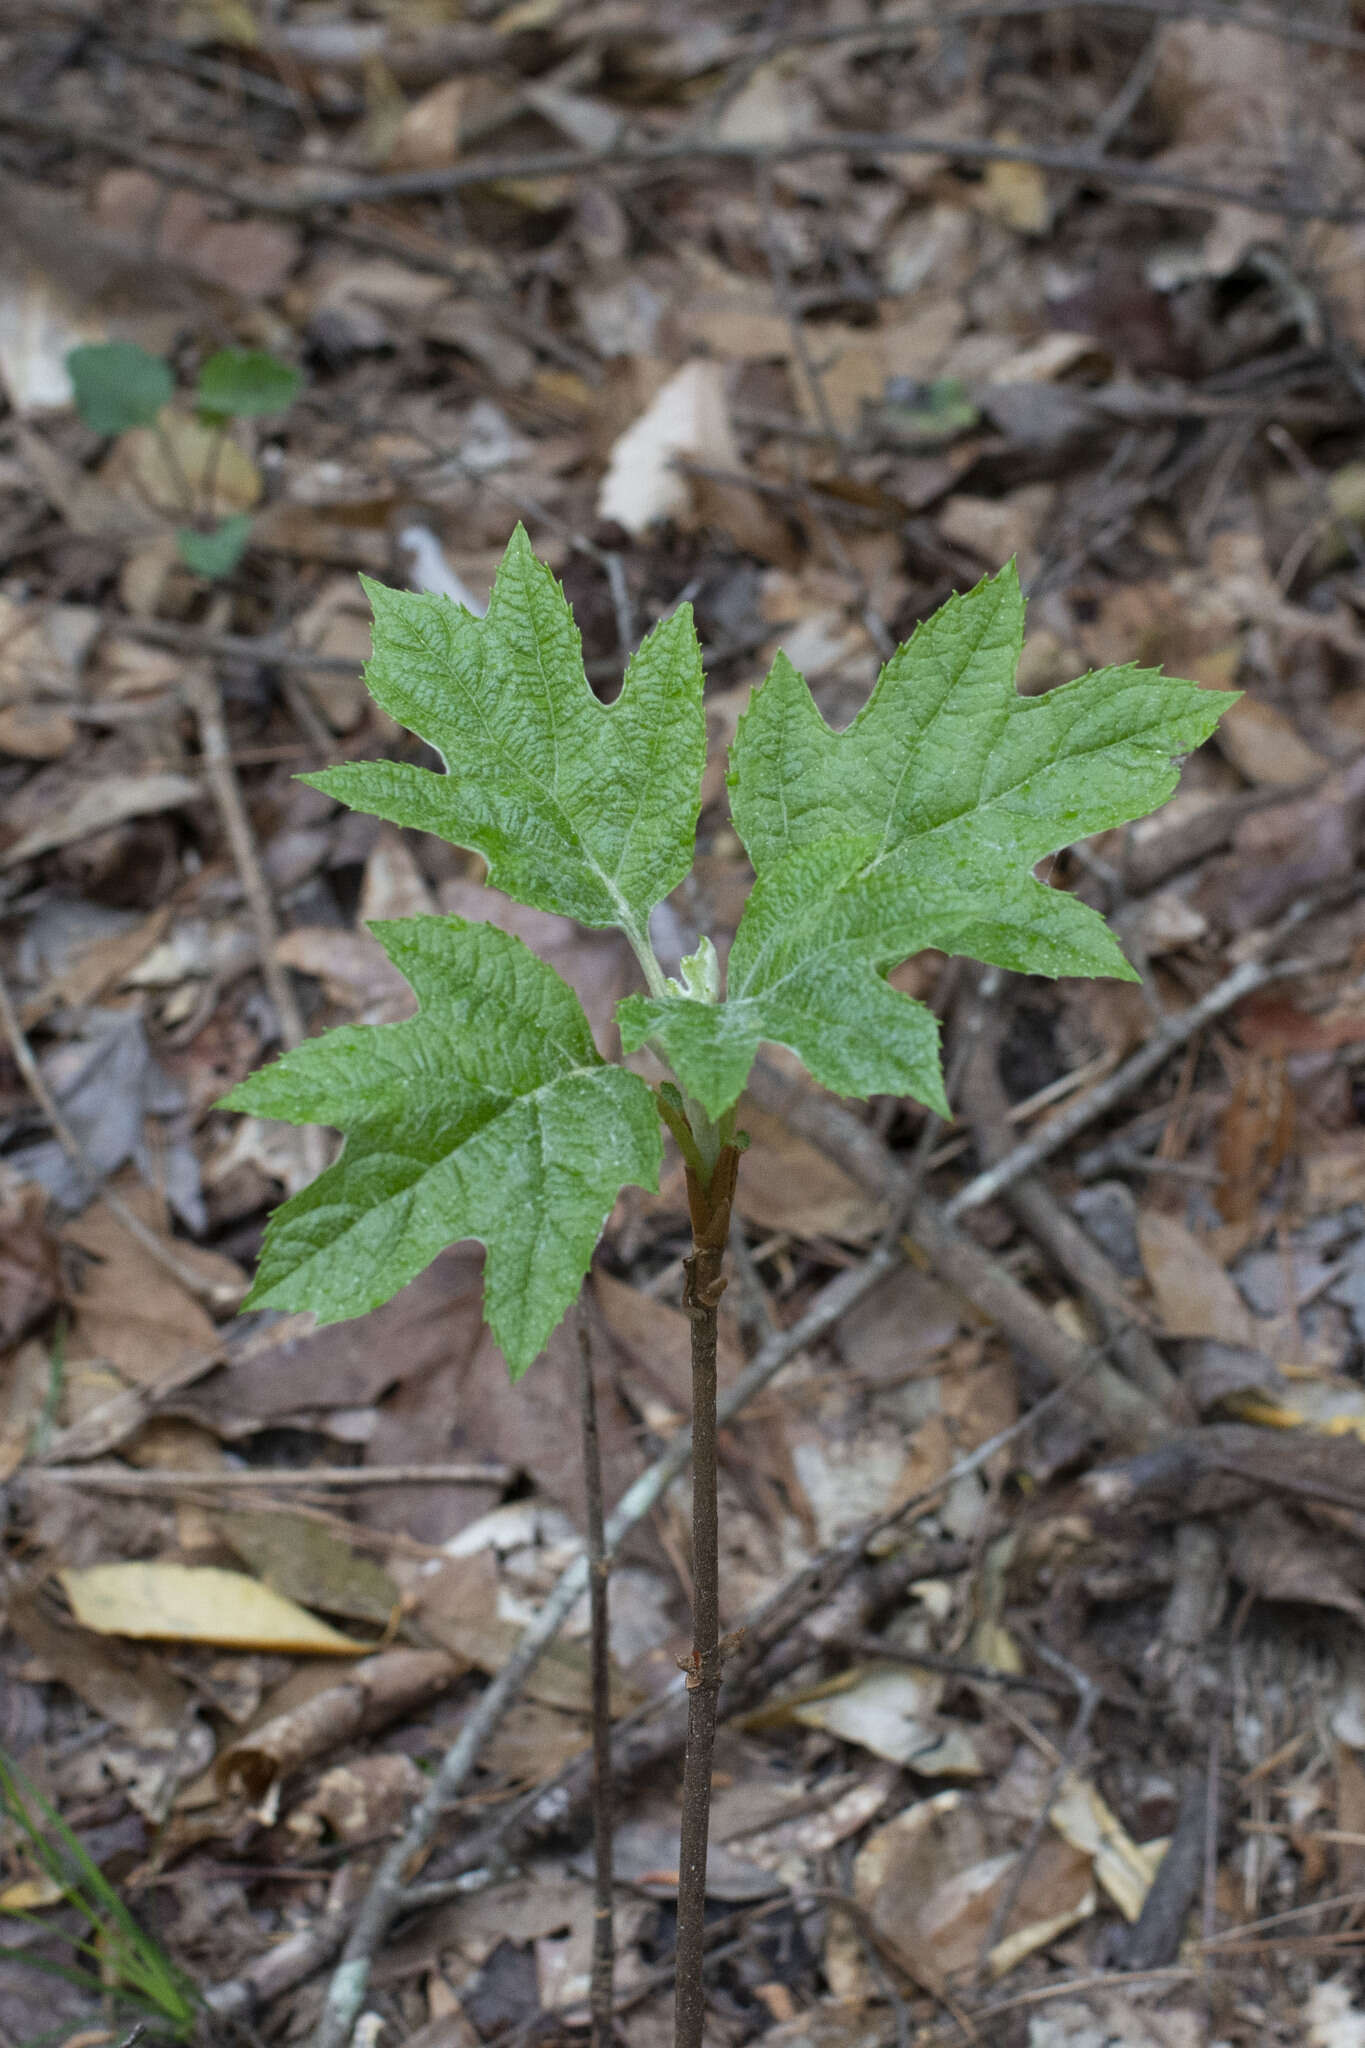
[621,564,1236,1119]
[66,342,174,436]
[221,917,661,1376]
[196,348,301,420]
[177,513,252,579]
[304,526,706,957]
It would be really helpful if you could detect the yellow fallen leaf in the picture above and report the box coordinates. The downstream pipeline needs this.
[60,1563,369,1655]
[973,141,1051,233]
[0,1873,65,1910]
[1049,1772,1166,1921]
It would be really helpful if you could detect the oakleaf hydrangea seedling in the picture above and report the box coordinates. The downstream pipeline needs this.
[226,524,1234,2048]
[226,524,1234,1373]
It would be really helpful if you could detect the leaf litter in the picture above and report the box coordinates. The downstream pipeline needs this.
[3,4,1365,2043]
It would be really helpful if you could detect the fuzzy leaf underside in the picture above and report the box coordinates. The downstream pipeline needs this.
[621,565,1236,1119]
[222,917,660,1375]
[304,526,706,944]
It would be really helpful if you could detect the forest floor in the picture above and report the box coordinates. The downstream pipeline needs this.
[4,4,1365,2045]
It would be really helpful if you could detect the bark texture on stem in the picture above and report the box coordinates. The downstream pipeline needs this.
[674,1144,739,2048]
[578,1316,616,2048]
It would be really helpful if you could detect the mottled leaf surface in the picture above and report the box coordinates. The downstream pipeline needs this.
[621,565,1234,1118]
[224,918,660,1375]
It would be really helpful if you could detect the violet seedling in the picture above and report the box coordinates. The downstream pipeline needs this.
[66,341,300,579]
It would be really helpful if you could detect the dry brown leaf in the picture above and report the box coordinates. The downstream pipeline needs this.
[938,485,1056,572]
[0,1181,62,1350]
[424,299,537,388]
[293,576,378,730]
[274,926,415,1024]
[387,78,467,168]
[249,501,391,569]
[1304,1134,1365,1214]
[0,594,102,705]
[1137,1210,1257,1348]
[1235,993,1365,1055]
[678,294,794,362]
[1,770,199,867]
[291,1752,428,1843]
[217,1511,401,1628]
[732,1103,886,1241]
[418,1556,640,1715]
[64,1187,242,1386]
[801,301,961,433]
[189,1248,487,1433]
[833,1265,963,1379]
[1214,1055,1294,1224]
[0,1339,55,1480]
[971,146,1051,233]
[481,1699,589,1786]
[593,1267,743,1416]
[21,904,172,1028]
[216,1649,459,1801]
[1129,886,1208,956]
[0,702,77,758]
[1213,753,1365,932]
[93,168,300,300]
[1217,697,1327,786]
[9,1584,194,1738]
[1229,1500,1365,1626]
[775,1666,982,1776]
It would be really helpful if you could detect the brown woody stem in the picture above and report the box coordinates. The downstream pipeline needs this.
[577,1314,616,2048]
[674,1139,740,2048]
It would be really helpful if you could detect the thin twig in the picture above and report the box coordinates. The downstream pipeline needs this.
[86,615,360,673]
[183,665,308,1056]
[578,1315,616,2048]
[725,0,1365,62]
[754,162,846,457]
[958,1022,1184,1414]
[942,909,1330,1222]
[927,1965,1198,2041]
[229,135,1365,227]
[1088,25,1164,154]
[746,1062,1163,1445]
[602,554,637,663]
[206,1866,368,2022]
[34,1461,512,1490]
[7,105,1364,227]
[0,960,242,1312]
